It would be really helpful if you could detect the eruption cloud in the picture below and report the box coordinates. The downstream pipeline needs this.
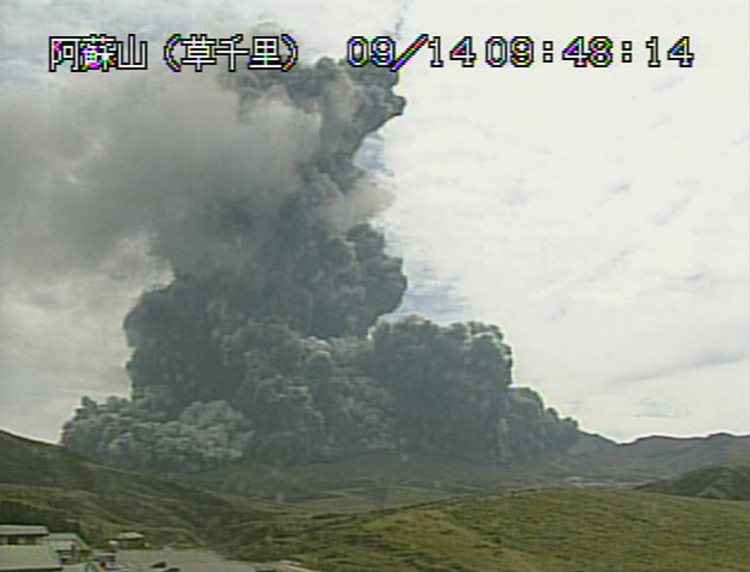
[21,32,580,471]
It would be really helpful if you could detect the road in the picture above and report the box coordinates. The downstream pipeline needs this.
[114,549,317,572]
[117,549,258,571]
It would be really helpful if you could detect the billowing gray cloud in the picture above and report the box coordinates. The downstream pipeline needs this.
[0,1,409,442]
[1,0,748,446]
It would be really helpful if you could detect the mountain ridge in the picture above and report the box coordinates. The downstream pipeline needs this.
[2,426,748,571]
[4,426,748,503]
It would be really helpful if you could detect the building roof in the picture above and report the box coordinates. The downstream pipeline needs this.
[0,546,62,571]
[0,525,49,537]
[90,551,115,563]
[45,533,79,542]
[45,540,75,553]
[45,533,90,551]
[114,532,144,541]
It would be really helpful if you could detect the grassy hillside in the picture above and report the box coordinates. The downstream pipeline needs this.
[223,488,750,572]
[189,450,522,508]
[185,432,750,509]
[638,461,750,501]
[2,429,749,570]
[575,432,750,478]
[0,429,297,547]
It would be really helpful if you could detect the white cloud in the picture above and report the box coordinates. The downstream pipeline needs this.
[381,0,749,440]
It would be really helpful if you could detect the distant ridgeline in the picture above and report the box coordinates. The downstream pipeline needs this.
[60,58,579,473]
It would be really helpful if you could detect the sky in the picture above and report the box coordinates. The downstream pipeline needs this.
[0,0,747,444]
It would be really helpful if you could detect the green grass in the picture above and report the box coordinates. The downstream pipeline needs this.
[2,429,749,571]
[638,461,750,501]
[0,430,299,548]
[187,433,750,506]
[226,488,750,572]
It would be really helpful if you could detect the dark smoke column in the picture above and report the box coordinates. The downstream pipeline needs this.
[123,58,408,402]
[62,58,412,469]
[61,56,579,472]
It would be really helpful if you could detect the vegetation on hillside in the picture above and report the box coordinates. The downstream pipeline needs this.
[220,488,750,572]
[638,461,750,501]
[0,430,293,547]
[3,429,749,571]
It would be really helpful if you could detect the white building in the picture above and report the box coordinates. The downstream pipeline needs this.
[0,525,50,546]
[0,545,63,572]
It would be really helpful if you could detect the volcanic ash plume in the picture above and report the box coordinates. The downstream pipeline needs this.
[60,55,578,472]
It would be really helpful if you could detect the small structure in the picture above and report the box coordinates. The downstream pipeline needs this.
[0,525,50,546]
[253,562,319,572]
[93,551,132,570]
[45,532,91,564]
[278,562,319,572]
[0,545,62,572]
[113,531,145,549]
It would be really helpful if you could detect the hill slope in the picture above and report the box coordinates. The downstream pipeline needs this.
[0,429,296,547]
[184,431,750,509]
[637,461,750,501]
[223,488,750,572]
[536,431,750,483]
[2,428,749,571]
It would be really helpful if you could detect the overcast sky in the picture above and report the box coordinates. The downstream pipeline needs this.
[0,0,747,444]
